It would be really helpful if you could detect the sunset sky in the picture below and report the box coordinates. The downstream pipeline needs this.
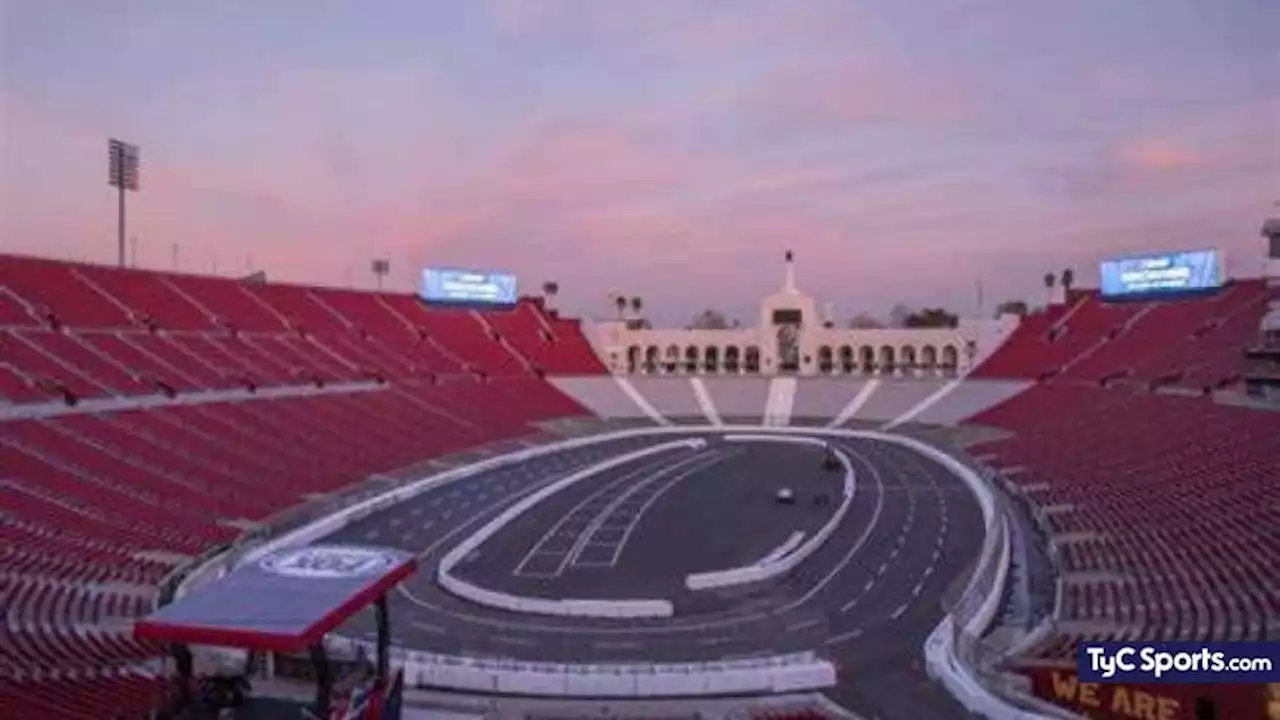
[1,0,1276,327]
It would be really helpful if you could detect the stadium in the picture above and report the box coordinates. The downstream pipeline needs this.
[1,228,1277,719]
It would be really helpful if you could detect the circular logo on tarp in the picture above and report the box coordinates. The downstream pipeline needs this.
[259,546,398,580]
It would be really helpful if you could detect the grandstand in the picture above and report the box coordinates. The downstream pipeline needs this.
[1,244,1277,720]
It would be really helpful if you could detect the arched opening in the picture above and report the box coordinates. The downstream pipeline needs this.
[684,345,699,373]
[644,346,660,374]
[744,346,761,373]
[627,345,642,373]
[920,345,938,371]
[723,346,740,373]
[839,345,854,373]
[859,346,876,373]
[941,344,959,375]
[879,345,896,374]
[704,346,720,373]
[900,345,918,372]
[664,344,680,374]
[817,346,834,374]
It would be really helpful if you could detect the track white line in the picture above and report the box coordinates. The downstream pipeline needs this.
[511,453,693,576]
[786,618,822,633]
[824,627,863,646]
[787,443,886,611]
[560,450,722,571]
[597,449,738,567]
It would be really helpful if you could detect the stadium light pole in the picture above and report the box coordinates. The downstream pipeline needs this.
[108,139,141,268]
[371,258,390,290]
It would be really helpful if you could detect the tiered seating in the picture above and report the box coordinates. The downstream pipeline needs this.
[969,302,1075,378]
[0,254,606,716]
[543,313,608,373]
[972,292,1144,379]
[968,385,1280,663]
[302,288,451,378]
[0,289,38,326]
[73,266,218,331]
[0,255,604,402]
[486,302,607,374]
[164,274,290,332]
[0,672,166,720]
[974,281,1271,390]
[383,295,526,374]
[0,255,136,329]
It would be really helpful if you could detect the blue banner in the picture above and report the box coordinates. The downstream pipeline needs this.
[1078,642,1280,684]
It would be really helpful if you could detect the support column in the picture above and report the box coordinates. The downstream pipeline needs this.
[376,594,391,681]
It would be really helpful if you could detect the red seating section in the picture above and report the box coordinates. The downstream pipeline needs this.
[968,384,1280,664]
[0,255,605,718]
[0,673,167,720]
[963,282,1274,691]
[0,255,605,404]
[973,280,1270,389]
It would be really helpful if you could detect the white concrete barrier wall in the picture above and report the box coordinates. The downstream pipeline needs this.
[330,638,836,698]
[686,435,855,591]
[180,423,1007,703]
[902,432,1025,718]
[759,531,805,565]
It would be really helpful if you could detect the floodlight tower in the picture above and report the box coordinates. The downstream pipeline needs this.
[108,139,141,268]
[371,259,390,290]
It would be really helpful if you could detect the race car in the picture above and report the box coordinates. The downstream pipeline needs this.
[775,487,796,504]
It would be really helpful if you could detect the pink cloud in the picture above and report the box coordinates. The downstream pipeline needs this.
[1115,137,1205,173]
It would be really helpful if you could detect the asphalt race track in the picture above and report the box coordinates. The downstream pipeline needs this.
[324,432,984,719]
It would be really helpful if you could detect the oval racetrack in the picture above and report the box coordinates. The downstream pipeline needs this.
[320,431,984,719]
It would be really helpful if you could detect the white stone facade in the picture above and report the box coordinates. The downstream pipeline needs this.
[587,254,1020,377]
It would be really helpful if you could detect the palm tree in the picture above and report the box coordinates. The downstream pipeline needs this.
[630,296,643,316]
[614,294,626,319]
[1043,272,1056,290]
[1060,268,1074,294]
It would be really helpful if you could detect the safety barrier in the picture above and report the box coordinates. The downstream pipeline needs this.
[329,638,836,697]
[176,423,1008,704]
[758,531,805,565]
[899,434,1033,718]
[686,435,855,591]
[436,438,707,618]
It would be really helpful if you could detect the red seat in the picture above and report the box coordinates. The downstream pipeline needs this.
[0,253,610,717]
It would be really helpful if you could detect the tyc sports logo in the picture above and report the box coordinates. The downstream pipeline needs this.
[259,546,399,580]
[1079,642,1280,684]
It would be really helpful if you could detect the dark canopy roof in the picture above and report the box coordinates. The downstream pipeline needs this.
[135,545,417,652]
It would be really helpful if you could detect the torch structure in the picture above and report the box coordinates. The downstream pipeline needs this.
[108,139,141,268]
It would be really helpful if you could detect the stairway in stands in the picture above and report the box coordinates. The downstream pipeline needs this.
[0,254,609,719]
[763,377,797,426]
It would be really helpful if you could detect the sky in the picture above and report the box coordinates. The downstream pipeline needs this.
[1,0,1277,327]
